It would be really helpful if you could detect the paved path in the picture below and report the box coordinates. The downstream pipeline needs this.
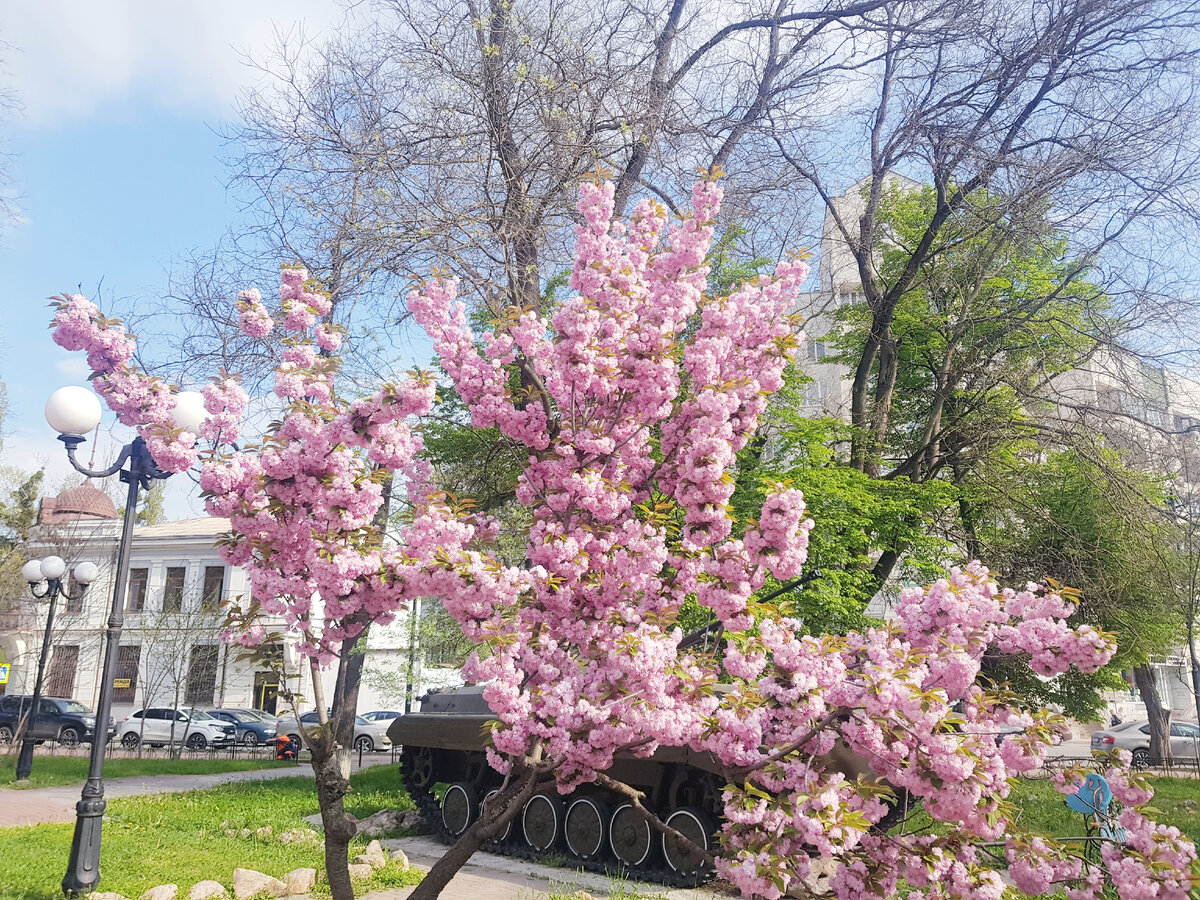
[367,836,732,900]
[0,756,394,828]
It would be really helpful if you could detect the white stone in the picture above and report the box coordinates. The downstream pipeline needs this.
[187,884,227,900]
[389,848,409,869]
[346,864,373,880]
[139,885,178,900]
[231,868,287,900]
[283,869,316,896]
[353,809,403,837]
[277,828,320,846]
[353,839,387,869]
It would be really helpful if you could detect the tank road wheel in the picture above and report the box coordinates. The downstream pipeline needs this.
[522,794,564,852]
[662,807,716,876]
[442,782,479,837]
[483,789,512,843]
[564,796,610,861]
[404,746,435,790]
[609,803,654,867]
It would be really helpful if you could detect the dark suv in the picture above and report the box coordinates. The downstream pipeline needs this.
[0,695,114,746]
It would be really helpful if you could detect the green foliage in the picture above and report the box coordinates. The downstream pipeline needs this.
[0,765,421,900]
[707,225,773,296]
[834,182,1109,482]
[975,447,1185,718]
[135,482,168,526]
[733,365,955,633]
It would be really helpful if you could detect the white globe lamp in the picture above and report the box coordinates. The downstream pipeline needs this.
[45,386,103,437]
[22,559,44,584]
[40,556,67,580]
[73,561,100,585]
[172,391,209,433]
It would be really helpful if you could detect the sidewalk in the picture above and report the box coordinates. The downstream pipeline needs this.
[367,836,730,900]
[0,756,393,828]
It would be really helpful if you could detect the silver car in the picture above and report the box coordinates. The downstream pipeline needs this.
[275,710,392,753]
[1090,720,1200,766]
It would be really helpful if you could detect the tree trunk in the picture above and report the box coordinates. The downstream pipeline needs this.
[406,767,542,900]
[849,329,881,471]
[1188,616,1200,726]
[312,742,358,900]
[1132,664,1172,761]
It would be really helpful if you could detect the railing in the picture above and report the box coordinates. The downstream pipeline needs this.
[0,735,405,767]
[1034,754,1200,778]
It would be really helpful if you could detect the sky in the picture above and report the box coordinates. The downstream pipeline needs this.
[0,2,359,519]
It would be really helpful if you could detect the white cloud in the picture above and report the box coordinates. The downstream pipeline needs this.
[0,1,348,125]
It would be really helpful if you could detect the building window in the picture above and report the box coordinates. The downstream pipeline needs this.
[127,568,148,612]
[113,645,140,702]
[185,645,219,706]
[162,567,186,613]
[46,645,80,697]
[65,574,85,614]
[201,567,225,611]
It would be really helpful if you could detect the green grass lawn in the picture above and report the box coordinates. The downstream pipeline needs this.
[0,754,293,788]
[0,764,422,900]
[896,775,1200,847]
[1008,776,1200,845]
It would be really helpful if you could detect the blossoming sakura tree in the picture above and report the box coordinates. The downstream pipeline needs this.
[51,275,481,899]
[50,174,1197,900]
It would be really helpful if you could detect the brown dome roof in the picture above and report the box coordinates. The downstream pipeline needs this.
[41,480,119,523]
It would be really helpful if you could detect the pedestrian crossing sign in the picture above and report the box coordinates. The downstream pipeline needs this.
[0,665,8,684]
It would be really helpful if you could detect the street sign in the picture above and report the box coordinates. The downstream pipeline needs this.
[113,677,131,689]
[0,664,8,684]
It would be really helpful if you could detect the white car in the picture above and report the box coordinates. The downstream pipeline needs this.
[1090,720,1200,766]
[275,711,392,753]
[118,707,236,750]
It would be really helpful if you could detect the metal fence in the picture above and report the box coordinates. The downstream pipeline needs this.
[1,736,403,767]
[1034,754,1200,778]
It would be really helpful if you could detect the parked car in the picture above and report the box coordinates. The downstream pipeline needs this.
[275,711,392,753]
[117,708,236,750]
[1090,720,1200,766]
[206,708,276,746]
[0,695,114,746]
[360,710,404,724]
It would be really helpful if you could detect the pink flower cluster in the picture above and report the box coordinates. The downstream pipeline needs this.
[49,269,477,667]
[409,176,818,793]
[51,180,1197,900]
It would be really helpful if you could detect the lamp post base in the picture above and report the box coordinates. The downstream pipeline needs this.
[15,736,36,782]
[62,793,106,895]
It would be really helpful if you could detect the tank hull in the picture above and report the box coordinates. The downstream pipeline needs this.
[388,685,907,886]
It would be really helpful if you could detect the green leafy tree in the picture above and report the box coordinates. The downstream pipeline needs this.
[977,447,1183,728]
[730,364,955,634]
[831,185,1112,585]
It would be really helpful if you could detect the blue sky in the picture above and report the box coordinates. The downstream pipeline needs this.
[0,3,352,517]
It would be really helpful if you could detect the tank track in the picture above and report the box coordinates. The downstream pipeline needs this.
[400,755,714,889]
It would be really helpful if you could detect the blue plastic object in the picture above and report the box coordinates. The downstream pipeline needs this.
[1065,773,1113,817]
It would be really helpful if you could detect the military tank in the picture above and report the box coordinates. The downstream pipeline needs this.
[388,684,908,887]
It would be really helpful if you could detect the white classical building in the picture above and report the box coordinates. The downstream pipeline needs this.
[0,480,460,718]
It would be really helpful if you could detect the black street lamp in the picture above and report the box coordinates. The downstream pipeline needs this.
[16,555,98,782]
[42,385,206,896]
